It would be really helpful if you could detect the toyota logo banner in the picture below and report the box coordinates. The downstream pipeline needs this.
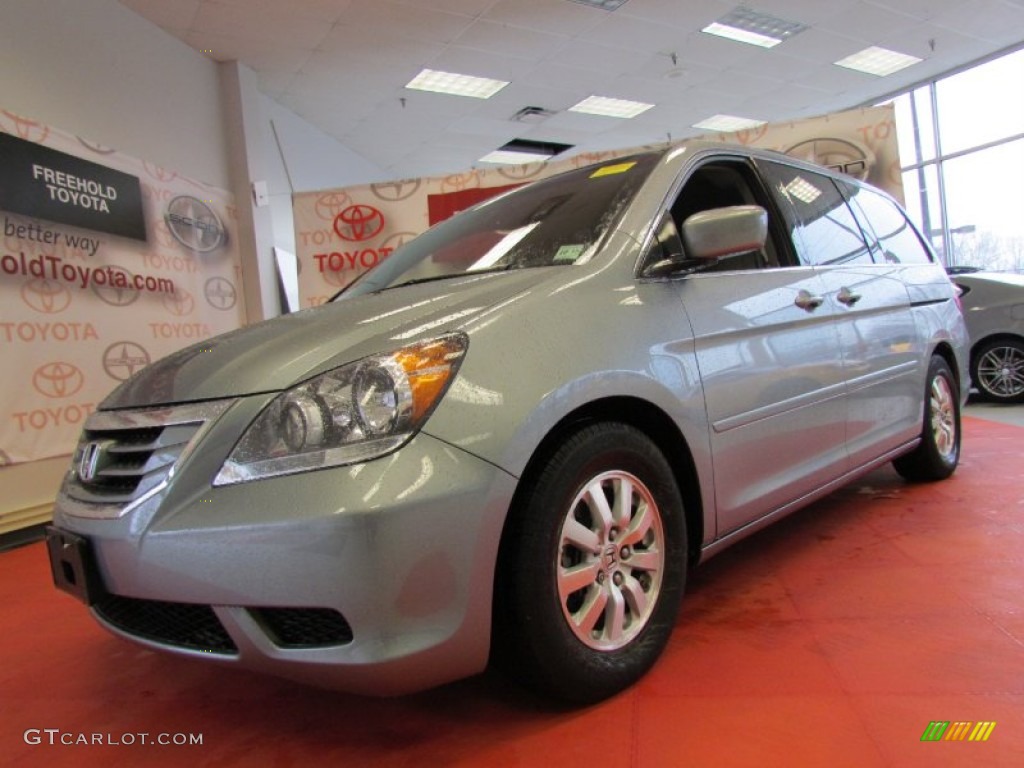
[0,110,246,465]
[292,105,904,309]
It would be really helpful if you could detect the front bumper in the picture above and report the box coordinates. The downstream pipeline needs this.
[50,429,517,696]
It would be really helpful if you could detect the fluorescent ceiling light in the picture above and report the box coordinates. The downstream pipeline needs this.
[479,149,554,165]
[702,7,808,48]
[405,68,508,99]
[692,114,766,132]
[568,95,654,118]
[834,46,922,77]
[567,0,630,9]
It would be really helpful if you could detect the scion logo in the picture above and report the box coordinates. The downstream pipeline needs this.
[204,276,237,310]
[314,191,353,222]
[371,178,422,202]
[21,278,72,314]
[785,137,875,181]
[163,287,196,317]
[92,265,139,306]
[165,196,226,253]
[32,362,85,399]
[333,205,385,242]
[1,111,50,143]
[102,341,151,381]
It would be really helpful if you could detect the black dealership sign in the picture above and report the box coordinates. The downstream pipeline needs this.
[0,132,146,241]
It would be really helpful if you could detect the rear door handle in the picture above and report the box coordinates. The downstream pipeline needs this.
[836,287,862,306]
[794,289,824,311]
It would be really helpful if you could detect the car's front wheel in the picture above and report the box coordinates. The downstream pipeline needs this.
[893,355,961,482]
[493,422,687,705]
[971,337,1024,404]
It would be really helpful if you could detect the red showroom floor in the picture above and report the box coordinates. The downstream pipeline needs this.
[1,415,1022,767]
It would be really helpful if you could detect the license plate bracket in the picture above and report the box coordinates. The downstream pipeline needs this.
[45,527,102,606]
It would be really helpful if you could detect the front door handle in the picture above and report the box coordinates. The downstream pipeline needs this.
[837,287,863,306]
[794,289,824,312]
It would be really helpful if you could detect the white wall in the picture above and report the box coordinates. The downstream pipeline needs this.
[1,0,230,189]
[0,0,388,534]
[262,95,389,258]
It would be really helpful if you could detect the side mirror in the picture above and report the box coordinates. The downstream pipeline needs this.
[682,205,768,261]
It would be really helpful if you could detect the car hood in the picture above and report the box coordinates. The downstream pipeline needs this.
[956,271,1024,289]
[101,269,555,409]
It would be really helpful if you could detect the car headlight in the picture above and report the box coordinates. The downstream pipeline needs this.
[214,334,468,485]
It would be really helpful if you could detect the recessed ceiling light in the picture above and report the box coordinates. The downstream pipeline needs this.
[834,46,922,77]
[702,7,808,48]
[405,68,509,99]
[568,95,654,119]
[566,0,630,10]
[479,138,574,165]
[692,114,766,132]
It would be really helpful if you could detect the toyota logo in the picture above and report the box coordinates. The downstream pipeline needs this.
[371,179,421,202]
[204,276,237,310]
[165,196,226,253]
[333,205,385,242]
[21,278,72,314]
[92,265,140,307]
[1,110,50,143]
[497,163,545,181]
[163,287,195,317]
[32,362,85,399]
[102,342,151,381]
[314,191,353,222]
[440,172,481,193]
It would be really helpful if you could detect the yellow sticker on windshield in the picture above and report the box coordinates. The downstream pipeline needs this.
[590,162,636,178]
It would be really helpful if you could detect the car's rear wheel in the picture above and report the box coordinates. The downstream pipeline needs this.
[893,355,961,481]
[493,422,687,705]
[971,337,1024,404]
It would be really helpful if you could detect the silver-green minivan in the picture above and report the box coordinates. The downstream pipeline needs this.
[47,142,969,704]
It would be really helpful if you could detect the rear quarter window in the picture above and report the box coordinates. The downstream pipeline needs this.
[841,183,935,265]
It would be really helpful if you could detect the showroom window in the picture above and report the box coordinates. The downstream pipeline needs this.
[887,45,1024,272]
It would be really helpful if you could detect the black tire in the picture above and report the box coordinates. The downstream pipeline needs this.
[971,337,1024,404]
[493,422,687,705]
[893,355,961,482]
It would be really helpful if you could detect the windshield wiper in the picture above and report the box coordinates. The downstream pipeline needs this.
[385,264,521,291]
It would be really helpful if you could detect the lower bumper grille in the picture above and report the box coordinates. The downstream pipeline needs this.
[94,594,237,654]
[250,607,354,648]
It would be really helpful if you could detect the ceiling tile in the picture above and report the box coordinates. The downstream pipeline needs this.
[481,0,606,35]
[331,0,477,44]
[452,18,570,59]
[548,39,652,76]
[119,0,200,33]
[193,1,329,48]
[816,1,924,44]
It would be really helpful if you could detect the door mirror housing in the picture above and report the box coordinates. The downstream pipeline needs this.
[682,205,767,261]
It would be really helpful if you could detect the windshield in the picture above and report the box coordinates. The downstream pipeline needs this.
[338,152,661,298]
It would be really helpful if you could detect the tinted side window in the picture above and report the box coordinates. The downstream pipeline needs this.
[758,161,873,266]
[841,183,935,265]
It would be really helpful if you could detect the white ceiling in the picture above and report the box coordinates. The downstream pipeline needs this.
[120,0,1024,179]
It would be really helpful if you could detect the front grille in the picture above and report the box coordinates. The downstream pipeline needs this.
[250,607,354,648]
[64,402,230,509]
[94,593,237,654]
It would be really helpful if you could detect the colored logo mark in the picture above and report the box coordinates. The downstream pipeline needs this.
[921,721,996,742]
